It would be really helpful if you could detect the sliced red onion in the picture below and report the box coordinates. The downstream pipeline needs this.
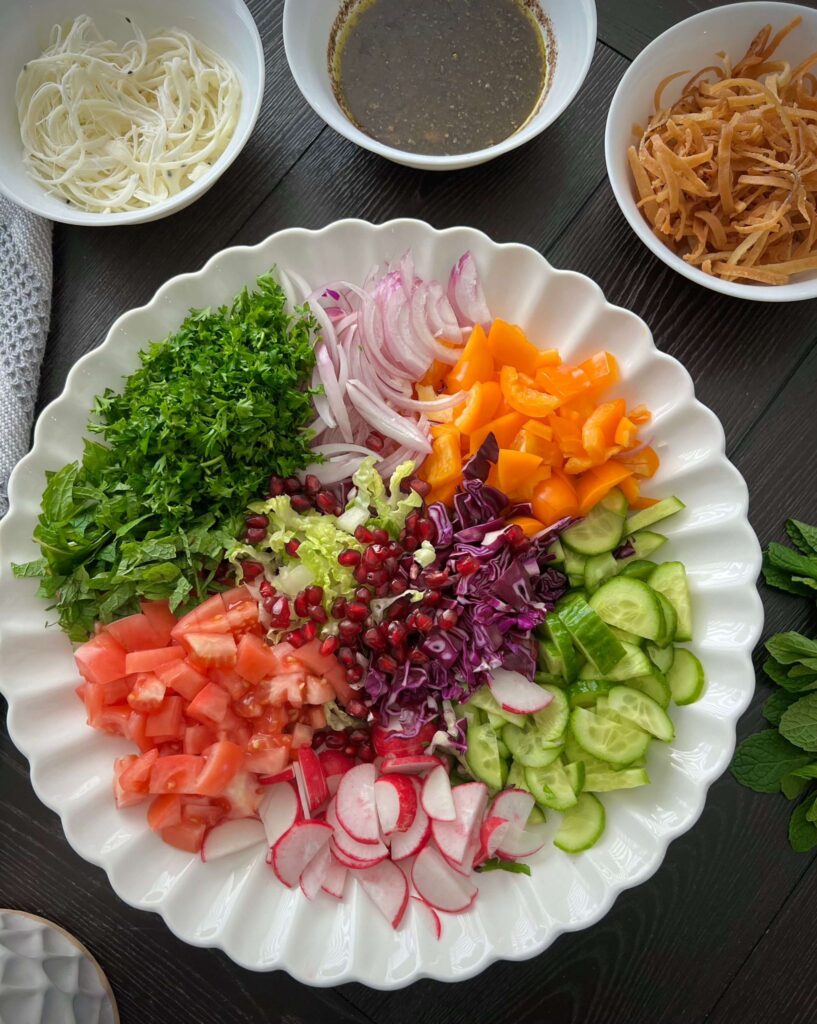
[309,297,340,369]
[347,380,432,452]
[302,455,371,485]
[312,443,383,459]
[385,388,466,414]
[410,284,462,365]
[316,345,353,442]
[428,281,463,343]
[448,251,491,328]
[284,267,311,303]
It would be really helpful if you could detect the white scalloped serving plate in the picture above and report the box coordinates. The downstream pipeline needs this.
[0,220,763,988]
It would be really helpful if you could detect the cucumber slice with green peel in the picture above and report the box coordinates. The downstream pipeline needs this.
[546,538,565,565]
[542,615,580,683]
[568,678,614,708]
[564,759,586,795]
[585,552,619,592]
[535,670,566,688]
[538,639,567,679]
[570,707,652,766]
[601,487,629,516]
[525,760,578,811]
[649,562,693,642]
[502,724,563,767]
[557,594,626,674]
[647,643,675,674]
[578,641,651,683]
[506,759,532,793]
[588,577,666,643]
[618,531,667,567]
[531,684,570,741]
[584,766,651,792]
[563,546,587,583]
[668,648,706,704]
[553,792,605,852]
[527,805,547,826]
[487,712,507,732]
[609,625,646,645]
[608,685,675,741]
[496,739,510,760]
[562,493,626,556]
[618,559,657,581]
[626,496,685,535]
[654,592,677,647]
[465,721,505,791]
[466,687,527,727]
[626,669,671,708]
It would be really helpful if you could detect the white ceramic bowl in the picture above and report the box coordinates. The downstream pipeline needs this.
[0,0,264,227]
[283,0,596,170]
[605,2,817,302]
[0,220,762,987]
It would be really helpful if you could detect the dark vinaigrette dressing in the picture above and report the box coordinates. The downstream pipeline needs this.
[331,0,549,156]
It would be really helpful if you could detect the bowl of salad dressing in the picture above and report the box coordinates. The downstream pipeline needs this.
[283,0,596,170]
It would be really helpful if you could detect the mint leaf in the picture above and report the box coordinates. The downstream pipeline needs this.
[41,463,79,522]
[807,796,817,823]
[12,559,47,578]
[766,543,817,582]
[792,576,817,592]
[762,559,817,598]
[790,800,817,852]
[787,519,817,556]
[764,658,817,693]
[779,693,817,752]
[766,632,817,665]
[792,764,817,779]
[781,774,809,800]
[477,858,532,876]
[764,690,800,727]
[731,730,811,792]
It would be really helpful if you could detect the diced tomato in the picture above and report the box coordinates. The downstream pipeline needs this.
[145,695,184,740]
[100,677,130,705]
[84,685,130,735]
[171,594,228,639]
[221,770,261,818]
[257,673,304,707]
[118,748,159,794]
[161,820,206,853]
[147,793,182,830]
[149,754,204,795]
[325,664,355,706]
[305,705,327,730]
[257,705,287,734]
[140,600,178,645]
[225,601,260,633]
[181,631,237,669]
[75,633,127,686]
[195,740,245,796]
[225,723,253,749]
[208,668,249,700]
[235,633,280,684]
[304,675,335,704]
[126,711,152,753]
[221,585,252,609]
[244,745,289,775]
[125,647,184,674]
[291,722,313,749]
[114,756,148,809]
[186,683,231,726]
[127,672,166,713]
[104,613,162,652]
[294,639,342,677]
[181,797,226,828]
[154,659,208,702]
[183,724,215,756]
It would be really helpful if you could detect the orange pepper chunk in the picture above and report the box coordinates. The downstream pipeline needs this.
[454,380,503,435]
[618,474,641,506]
[580,351,619,394]
[534,349,561,368]
[513,426,556,460]
[510,464,552,500]
[532,471,580,526]
[535,364,591,401]
[469,411,526,453]
[632,495,660,510]
[500,365,560,419]
[507,515,548,538]
[497,449,543,495]
[629,404,652,426]
[616,445,660,479]
[564,453,597,475]
[522,419,552,441]
[575,462,634,515]
[418,359,450,390]
[446,324,494,392]
[559,392,598,422]
[486,320,542,376]
[419,428,462,488]
[548,413,584,457]
[614,416,638,448]
[582,399,626,462]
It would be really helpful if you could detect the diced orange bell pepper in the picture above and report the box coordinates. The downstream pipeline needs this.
[614,416,638,448]
[500,365,560,419]
[511,464,552,500]
[418,359,450,390]
[628,404,652,426]
[513,426,555,460]
[486,320,542,376]
[548,414,584,457]
[507,515,547,538]
[522,419,552,441]
[454,380,503,434]
[446,324,494,392]
[618,474,641,506]
[616,445,660,479]
[564,453,597,474]
[582,399,626,462]
[427,478,459,506]
[469,412,526,453]
[497,449,543,495]
[559,392,598,422]
[532,471,580,526]
[580,351,619,394]
[534,349,561,368]
[535,364,591,401]
[575,462,634,515]
[419,428,462,488]
[632,495,659,510]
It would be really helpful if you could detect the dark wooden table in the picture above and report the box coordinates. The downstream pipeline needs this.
[3,1,817,1021]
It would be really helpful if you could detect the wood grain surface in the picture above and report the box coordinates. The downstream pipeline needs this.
[4,2,817,1022]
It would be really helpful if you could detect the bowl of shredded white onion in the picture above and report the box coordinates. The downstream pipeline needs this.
[0,0,264,225]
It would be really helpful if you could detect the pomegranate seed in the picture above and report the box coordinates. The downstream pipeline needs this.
[355,525,374,543]
[284,477,302,495]
[304,474,322,495]
[347,699,368,719]
[409,478,431,497]
[386,541,404,558]
[302,620,318,641]
[346,602,369,623]
[363,546,382,569]
[331,596,348,619]
[269,596,291,628]
[349,728,368,743]
[268,474,286,497]
[363,626,386,650]
[320,635,340,657]
[337,646,356,668]
[409,649,429,665]
[386,598,411,621]
[338,548,361,567]
[245,513,268,529]
[259,580,275,598]
[294,591,310,618]
[375,583,390,597]
[353,563,368,583]
[309,605,328,624]
[424,570,449,589]
[288,628,306,648]
[285,538,300,557]
[371,527,389,545]
[358,742,375,763]
[316,491,339,515]
[389,578,407,595]
[383,557,399,577]
[505,524,525,547]
[344,744,358,758]
[305,585,324,606]
[439,609,459,630]
[423,589,441,607]
[338,619,362,643]
[455,554,480,576]
[387,622,407,645]
[365,432,385,452]
[346,665,364,683]
[415,612,434,633]
[245,526,267,544]
[325,732,346,749]
[377,654,398,673]
[354,586,372,604]
[367,569,388,586]
[290,494,313,513]
[403,536,419,551]
[416,519,434,542]
[405,511,420,534]
[241,560,264,580]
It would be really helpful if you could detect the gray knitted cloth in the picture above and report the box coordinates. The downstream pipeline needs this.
[0,196,52,517]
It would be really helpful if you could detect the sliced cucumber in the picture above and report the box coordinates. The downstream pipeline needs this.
[465,721,505,791]
[654,592,678,647]
[619,531,667,566]
[649,561,693,642]
[535,669,566,688]
[527,805,547,826]
[563,728,607,770]
[546,538,565,565]
[608,685,674,741]
[466,686,527,727]
[568,678,614,708]
[538,639,566,679]
[589,577,666,643]
[506,759,531,793]
[618,559,657,581]
[562,491,626,556]
[525,760,578,811]
[584,766,651,792]
[557,594,625,674]
[564,759,586,796]
[570,707,652,766]
[502,724,563,767]
[647,643,675,674]
[531,684,570,741]
[487,711,507,732]
[553,792,605,852]
[626,668,671,708]
[496,739,510,760]
[563,547,587,585]
[667,648,706,704]
[578,641,651,683]
[542,615,580,683]
[609,625,645,645]
[626,496,685,535]
[585,552,619,592]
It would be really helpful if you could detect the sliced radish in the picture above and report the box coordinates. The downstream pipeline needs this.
[258,765,295,786]
[326,799,389,864]
[388,783,431,861]
[443,829,481,876]
[479,816,511,860]
[270,820,333,888]
[356,859,410,929]
[489,788,535,830]
[431,781,488,864]
[293,762,313,820]
[380,754,442,775]
[335,763,380,844]
[297,748,328,812]
[496,821,548,859]
[488,669,553,714]
[200,818,266,862]
[375,774,418,834]
[329,838,386,870]
[421,764,456,822]
[300,843,332,900]
[318,750,355,777]
[412,896,442,940]
[258,782,300,847]
[321,855,348,899]
[412,846,477,913]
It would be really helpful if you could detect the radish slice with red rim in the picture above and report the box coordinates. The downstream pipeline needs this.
[321,856,348,899]
[299,843,333,900]
[488,669,553,715]
[431,782,488,865]
[357,859,410,929]
[411,896,442,940]
[335,763,380,845]
[200,818,266,863]
[375,774,418,835]
[496,822,548,860]
[421,764,456,822]
[258,782,300,848]
[388,782,431,862]
[270,820,333,888]
[489,789,535,831]
[411,846,477,913]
